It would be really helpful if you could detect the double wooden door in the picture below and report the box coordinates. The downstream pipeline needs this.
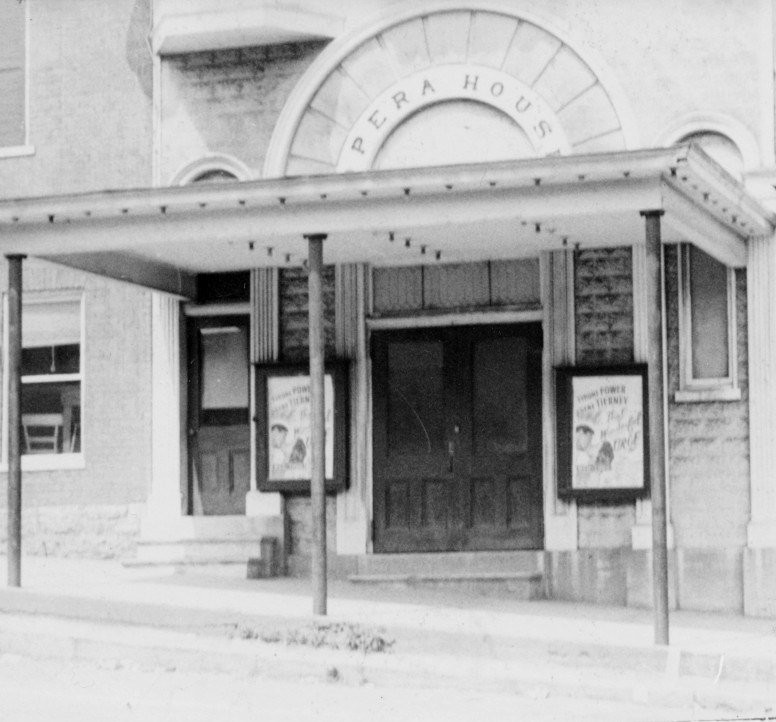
[372,324,543,553]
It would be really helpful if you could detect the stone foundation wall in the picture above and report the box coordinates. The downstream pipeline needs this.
[0,503,142,559]
[285,496,337,556]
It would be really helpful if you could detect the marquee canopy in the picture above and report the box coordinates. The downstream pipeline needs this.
[0,144,771,298]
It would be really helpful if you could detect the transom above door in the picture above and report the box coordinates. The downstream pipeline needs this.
[371,323,544,553]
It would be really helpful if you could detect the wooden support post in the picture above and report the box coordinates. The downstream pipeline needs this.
[306,234,327,616]
[6,255,24,588]
[641,211,669,646]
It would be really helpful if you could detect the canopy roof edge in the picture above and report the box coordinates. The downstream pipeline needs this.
[0,146,770,286]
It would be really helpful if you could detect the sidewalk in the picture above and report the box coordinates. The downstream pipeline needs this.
[0,556,774,714]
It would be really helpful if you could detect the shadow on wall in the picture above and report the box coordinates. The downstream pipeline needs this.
[126,0,153,98]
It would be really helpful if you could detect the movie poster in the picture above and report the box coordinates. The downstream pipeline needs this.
[267,375,334,481]
[571,374,645,490]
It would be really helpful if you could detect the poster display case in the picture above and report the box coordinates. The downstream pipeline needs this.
[255,362,349,494]
[556,365,650,502]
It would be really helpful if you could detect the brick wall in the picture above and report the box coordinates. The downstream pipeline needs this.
[574,247,637,548]
[0,0,153,197]
[159,42,327,182]
[664,246,750,549]
[279,266,336,362]
[0,260,152,556]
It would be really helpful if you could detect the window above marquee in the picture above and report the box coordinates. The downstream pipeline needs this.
[0,0,32,157]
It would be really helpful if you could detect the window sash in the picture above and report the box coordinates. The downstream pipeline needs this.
[0,0,27,148]
[678,244,737,392]
[2,293,85,463]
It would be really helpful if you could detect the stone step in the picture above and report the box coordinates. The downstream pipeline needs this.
[357,550,545,577]
[132,539,263,566]
[348,570,545,600]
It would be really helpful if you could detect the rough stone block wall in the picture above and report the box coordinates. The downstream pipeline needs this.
[0,503,142,560]
[285,495,337,557]
[159,42,327,182]
[573,247,636,548]
[664,246,750,549]
[279,266,337,362]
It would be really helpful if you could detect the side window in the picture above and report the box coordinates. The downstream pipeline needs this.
[4,295,84,465]
[0,0,27,148]
[676,245,739,402]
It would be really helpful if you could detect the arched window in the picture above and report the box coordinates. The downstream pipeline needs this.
[191,169,239,184]
[678,131,744,179]
[170,154,251,186]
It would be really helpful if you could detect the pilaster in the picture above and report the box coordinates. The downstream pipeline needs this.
[246,268,282,517]
[541,250,578,550]
[335,263,371,554]
[142,292,185,539]
[747,235,776,547]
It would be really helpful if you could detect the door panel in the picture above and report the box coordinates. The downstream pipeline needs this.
[373,324,543,553]
[372,330,455,552]
[187,315,250,516]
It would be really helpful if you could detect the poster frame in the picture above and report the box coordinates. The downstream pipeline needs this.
[555,364,650,502]
[254,361,349,494]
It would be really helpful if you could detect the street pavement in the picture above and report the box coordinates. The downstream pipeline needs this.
[0,556,774,720]
[0,653,699,722]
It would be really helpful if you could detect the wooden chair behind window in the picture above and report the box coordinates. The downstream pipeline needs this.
[21,413,63,454]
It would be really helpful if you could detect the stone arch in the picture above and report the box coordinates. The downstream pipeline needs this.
[264,0,638,177]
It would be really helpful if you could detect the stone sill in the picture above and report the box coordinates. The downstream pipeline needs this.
[674,386,741,403]
[0,145,35,160]
[0,453,85,473]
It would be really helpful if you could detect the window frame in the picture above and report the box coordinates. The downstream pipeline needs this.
[0,0,33,156]
[675,243,740,403]
[1,290,86,470]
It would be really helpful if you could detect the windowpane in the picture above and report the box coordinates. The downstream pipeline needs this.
[21,380,80,454]
[22,344,79,376]
[15,298,83,456]
[0,0,25,147]
[23,300,81,347]
[192,169,238,183]
[387,340,446,455]
[200,326,249,409]
[0,70,25,147]
[473,337,528,456]
[689,246,729,379]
